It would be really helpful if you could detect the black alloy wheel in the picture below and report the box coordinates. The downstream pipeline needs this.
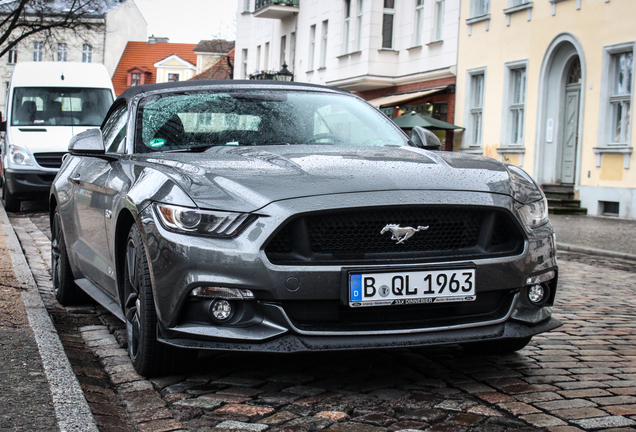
[124,223,184,377]
[51,207,86,304]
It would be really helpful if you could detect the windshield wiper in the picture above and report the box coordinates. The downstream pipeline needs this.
[162,145,218,153]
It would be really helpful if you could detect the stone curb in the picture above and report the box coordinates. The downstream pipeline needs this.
[557,242,636,262]
[0,205,99,432]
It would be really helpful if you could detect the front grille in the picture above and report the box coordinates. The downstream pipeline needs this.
[281,290,515,332]
[265,207,524,265]
[34,152,66,168]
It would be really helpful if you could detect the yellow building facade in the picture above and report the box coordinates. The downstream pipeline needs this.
[454,0,636,218]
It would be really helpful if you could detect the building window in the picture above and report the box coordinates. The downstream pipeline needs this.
[309,25,316,70]
[432,0,445,41]
[467,70,485,147]
[57,43,67,62]
[256,45,261,71]
[82,44,92,63]
[509,0,529,5]
[264,42,270,71]
[280,35,286,67]
[131,73,141,86]
[355,0,363,51]
[608,50,633,145]
[168,73,180,82]
[470,0,489,17]
[343,0,351,54]
[33,42,43,62]
[414,0,424,46]
[244,0,250,12]
[382,0,395,49]
[320,20,328,68]
[242,49,248,79]
[505,64,527,146]
[7,46,17,64]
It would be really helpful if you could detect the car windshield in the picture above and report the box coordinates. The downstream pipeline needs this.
[134,90,407,153]
[11,87,113,127]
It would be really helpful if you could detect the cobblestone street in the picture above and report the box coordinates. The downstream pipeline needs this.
[8,210,636,432]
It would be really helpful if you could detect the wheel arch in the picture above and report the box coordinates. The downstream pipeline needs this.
[115,208,136,309]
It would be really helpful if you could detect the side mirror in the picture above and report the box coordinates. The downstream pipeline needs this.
[69,128,105,155]
[410,126,441,151]
[0,121,5,132]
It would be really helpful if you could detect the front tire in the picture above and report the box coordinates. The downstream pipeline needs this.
[2,180,20,212]
[124,223,184,377]
[52,208,87,305]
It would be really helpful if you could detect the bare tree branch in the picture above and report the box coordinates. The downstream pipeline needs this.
[0,0,110,59]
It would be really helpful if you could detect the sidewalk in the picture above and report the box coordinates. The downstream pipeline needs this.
[549,213,636,260]
[0,205,97,432]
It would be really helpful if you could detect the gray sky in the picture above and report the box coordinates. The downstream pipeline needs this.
[134,0,238,44]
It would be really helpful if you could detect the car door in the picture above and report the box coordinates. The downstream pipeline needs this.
[70,103,127,298]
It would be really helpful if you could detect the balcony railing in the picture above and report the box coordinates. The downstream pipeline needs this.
[255,0,299,10]
[254,0,299,19]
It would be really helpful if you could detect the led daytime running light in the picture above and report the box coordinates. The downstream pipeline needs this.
[154,203,255,238]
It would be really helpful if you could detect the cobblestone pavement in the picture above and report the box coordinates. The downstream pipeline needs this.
[10,210,636,432]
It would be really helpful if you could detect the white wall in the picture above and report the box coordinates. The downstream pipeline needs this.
[104,0,148,76]
[234,0,460,90]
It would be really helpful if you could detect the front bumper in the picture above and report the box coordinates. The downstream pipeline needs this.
[138,190,559,351]
[4,168,57,200]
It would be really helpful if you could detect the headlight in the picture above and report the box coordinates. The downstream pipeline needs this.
[154,203,256,238]
[9,145,33,166]
[518,197,549,228]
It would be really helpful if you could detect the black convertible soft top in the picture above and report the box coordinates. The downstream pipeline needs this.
[116,79,349,104]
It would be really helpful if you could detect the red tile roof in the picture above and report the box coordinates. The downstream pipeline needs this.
[112,41,198,95]
[190,49,235,81]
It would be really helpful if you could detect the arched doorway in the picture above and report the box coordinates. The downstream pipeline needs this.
[535,34,585,186]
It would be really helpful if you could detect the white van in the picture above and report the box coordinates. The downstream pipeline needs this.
[0,62,115,211]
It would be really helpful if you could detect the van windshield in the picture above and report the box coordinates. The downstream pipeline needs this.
[11,87,113,127]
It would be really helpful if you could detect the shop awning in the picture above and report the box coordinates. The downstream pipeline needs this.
[392,111,465,131]
[367,88,444,108]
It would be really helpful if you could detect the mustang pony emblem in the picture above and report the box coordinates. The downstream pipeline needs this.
[380,224,429,244]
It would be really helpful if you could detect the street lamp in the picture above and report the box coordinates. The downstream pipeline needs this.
[276,63,294,81]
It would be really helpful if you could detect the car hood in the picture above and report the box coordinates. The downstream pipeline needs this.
[141,145,540,213]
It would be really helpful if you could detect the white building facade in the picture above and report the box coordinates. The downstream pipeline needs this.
[0,0,146,115]
[235,0,461,148]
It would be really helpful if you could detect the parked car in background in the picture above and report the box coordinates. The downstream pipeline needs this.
[50,80,560,376]
[1,62,114,211]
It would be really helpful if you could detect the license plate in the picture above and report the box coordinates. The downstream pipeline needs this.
[349,269,476,307]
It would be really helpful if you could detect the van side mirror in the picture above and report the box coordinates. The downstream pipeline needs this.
[69,128,105,155]
[410,126,442,151]
[0,121,5,132]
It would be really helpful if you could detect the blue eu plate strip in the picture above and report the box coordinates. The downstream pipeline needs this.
[350,274,362,302]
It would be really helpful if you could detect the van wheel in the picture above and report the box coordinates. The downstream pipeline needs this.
[2,181,20,212]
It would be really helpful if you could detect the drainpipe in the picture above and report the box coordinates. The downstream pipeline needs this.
[292,12,297,75]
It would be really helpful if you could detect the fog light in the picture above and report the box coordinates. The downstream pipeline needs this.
[528,284,546,304]
[210,299,233,322]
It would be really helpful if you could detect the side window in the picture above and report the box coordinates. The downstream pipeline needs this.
[102,105,128,153]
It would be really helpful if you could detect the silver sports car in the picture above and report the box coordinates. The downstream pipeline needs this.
[51,81,560,376]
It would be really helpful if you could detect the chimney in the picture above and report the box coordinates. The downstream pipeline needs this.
[148,35,170,44]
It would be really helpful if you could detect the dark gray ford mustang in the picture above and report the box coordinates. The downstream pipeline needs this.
[51,80,560,376]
